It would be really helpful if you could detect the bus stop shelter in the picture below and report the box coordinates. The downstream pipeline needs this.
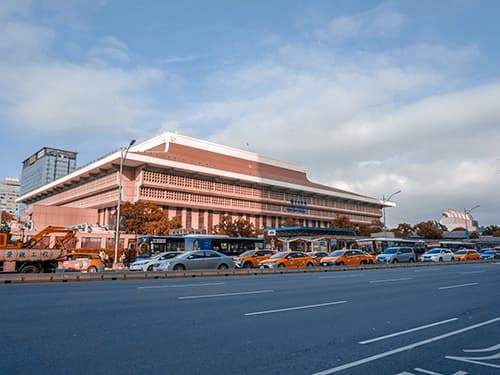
[266,226,357,252]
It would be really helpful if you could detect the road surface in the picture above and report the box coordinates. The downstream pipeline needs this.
[1,262,499,374]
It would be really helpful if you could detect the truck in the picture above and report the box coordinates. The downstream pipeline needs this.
[0,225,76,273]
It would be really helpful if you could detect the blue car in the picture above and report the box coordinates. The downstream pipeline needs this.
[480,250,500,260]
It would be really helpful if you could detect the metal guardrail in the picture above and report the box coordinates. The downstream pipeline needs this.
[0,260,494,284]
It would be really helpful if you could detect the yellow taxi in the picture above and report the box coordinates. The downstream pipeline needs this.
[320,249,375,266]
[259,251,315,269]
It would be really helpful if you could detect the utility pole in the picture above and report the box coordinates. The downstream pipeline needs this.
[113,139,136,269]
[382,190,402,230]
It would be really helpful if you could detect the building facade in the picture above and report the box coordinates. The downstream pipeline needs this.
[0,178,20,217]
[18,133,389,232]
[20,147,77,196]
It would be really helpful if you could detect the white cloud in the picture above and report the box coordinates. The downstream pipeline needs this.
[317,3,407,41]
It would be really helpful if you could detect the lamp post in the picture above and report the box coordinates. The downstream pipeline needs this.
[464,204,480,239]
[382,190,401,230]
[113,139,136,269]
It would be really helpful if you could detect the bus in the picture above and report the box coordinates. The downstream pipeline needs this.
[437,241,477,252]
[135,234,265,257]
[356,237,427,256]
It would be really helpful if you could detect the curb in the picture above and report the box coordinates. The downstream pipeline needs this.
[0,260,493,284]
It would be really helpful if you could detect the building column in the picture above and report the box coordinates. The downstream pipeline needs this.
[191,209,199,230]
[168,207,177,220]
[181,208,187,229]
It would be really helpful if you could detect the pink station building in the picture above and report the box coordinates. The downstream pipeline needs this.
[17,133,386,238]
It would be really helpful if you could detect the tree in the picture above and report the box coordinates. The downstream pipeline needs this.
[1,211,14,223]
[214,215,256,237]
[493,228,500,237]
[391,223,414,238]
[482,225,499,236]
[356,219,384,237]
[120,202,180,235]
[330,215,353,229]
[281,217,297,227]
[414,220,443,239]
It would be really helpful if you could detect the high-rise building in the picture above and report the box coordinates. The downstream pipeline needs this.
[0,178,20,217]
[20,147,77,196]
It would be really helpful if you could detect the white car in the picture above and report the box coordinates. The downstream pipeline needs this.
[129,252,182,271]
[421,248,454,262]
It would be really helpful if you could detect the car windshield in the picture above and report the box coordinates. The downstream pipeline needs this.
[382,248,398,254]
[427,249,441,254]
[240,251,255,257]
[270,252,288,259]
[329,251,344,257]
[163,253,180,259]
[455,250,466,254]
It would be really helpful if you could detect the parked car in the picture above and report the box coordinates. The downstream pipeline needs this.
[480,250,500,260]
[234,250,274,269]
[376,247,416,263]
[309,251,330,266]
[320,249,375,266]
[453,249,480,261]
[259,251,314,269]
[479,248,495,254]
[129,252,181,271]
[421,248,454,262]
[157,250,236,271]
[58,253,105,272]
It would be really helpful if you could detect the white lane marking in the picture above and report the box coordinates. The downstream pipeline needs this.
[446,352,500,369]
[369,277,413,284]
[245,301,347,316]
[460,270,486,274]
[359,318,458,345]
[311,316,500,375]
[414,268,441,272]
[463,343,500,352]
[138,282,225,289]
[319,274,361,279]
[438,283,478,290]
[179,289,273,300]
[414,368,443,375]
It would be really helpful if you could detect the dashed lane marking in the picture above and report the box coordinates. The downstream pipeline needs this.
[359,318,458,345]
[179,289,273,299]
[369,277,413,284]
[438,283,478,290]
[138,282,225,289]
[245,301,347,316]
[311,317,500,374]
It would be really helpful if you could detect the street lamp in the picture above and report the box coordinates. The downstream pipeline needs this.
[464,204,480,238]
[382,190,401,230]
[113,139,136,269]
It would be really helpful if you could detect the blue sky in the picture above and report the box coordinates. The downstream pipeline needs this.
[1,0,499,225]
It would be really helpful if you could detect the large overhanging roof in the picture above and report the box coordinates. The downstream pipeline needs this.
[17,132,393,207]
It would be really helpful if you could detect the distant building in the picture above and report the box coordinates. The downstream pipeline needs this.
[440,209,478,232]
[20,147,77,196]
[0,178,20,217]
[17,132,389,231]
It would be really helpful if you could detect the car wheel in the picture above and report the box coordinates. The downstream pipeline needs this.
[439,257,443,262]
[218,263,228,270]
[306,262,314,267]
[360,260,367,265]
[337,262,344,266]
[147,265,154,272]
[451,257,455,262]
[243,262,253,269]
[173,264,185,271]
[277,263,285,268]
[409,258,414,263]
[392,259,398,264]
[87,266,98,273]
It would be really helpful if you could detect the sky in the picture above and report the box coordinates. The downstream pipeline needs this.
[1,0,499,227]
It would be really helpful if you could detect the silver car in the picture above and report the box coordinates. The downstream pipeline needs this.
[376,247,416,263]
[157,250,236,271]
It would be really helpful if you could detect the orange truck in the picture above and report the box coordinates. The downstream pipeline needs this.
[0,225,75,273]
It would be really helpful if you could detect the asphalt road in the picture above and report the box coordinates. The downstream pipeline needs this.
[1,262,499,375]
